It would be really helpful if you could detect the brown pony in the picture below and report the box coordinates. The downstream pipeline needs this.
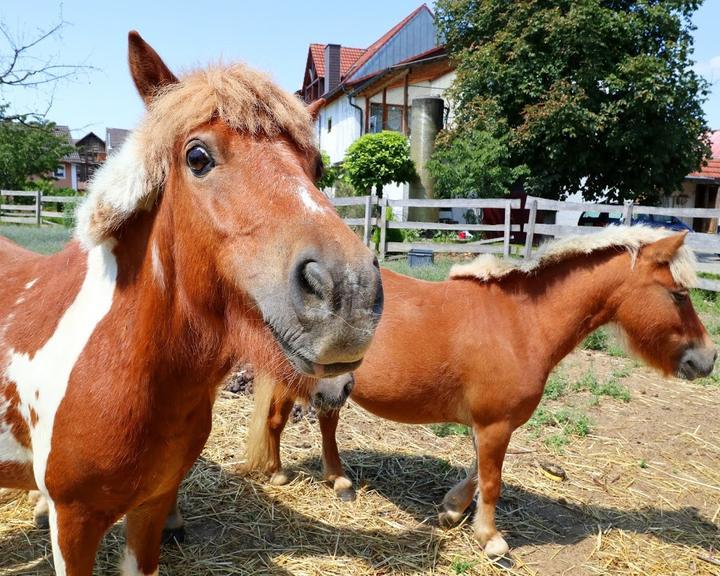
[250,227,715,557]
[0,32,382,575]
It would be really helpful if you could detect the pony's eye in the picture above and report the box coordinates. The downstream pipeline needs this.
[671,290,689,304]
[186,145,214,176]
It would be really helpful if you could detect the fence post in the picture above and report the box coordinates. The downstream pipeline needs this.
[622,201,633,225]
[363,195,373,247]
[379,197,388,261]
[524,199,538,259]
[503,200,512,258]
[35,190,42,226]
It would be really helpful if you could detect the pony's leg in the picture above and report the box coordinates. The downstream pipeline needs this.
[49,500,112,576]
[472,422,512,557]
[318,409,355,501]
[266,393,294,486]
[28,490,50,529]
[160,492,185,544]
[438,464,477,527]
[123,490,179,575]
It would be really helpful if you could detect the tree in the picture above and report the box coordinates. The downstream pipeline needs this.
[0,105,73,190]
[343,131,416,198]
[435,0,711,203]
[317,150,341,190]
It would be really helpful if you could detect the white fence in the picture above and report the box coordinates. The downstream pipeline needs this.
[0,190,78,225]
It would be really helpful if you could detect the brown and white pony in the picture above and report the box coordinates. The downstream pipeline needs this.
[249,227,716,557]
[0,32,382,575]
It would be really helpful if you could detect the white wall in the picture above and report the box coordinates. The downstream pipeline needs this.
[316,96,363,164]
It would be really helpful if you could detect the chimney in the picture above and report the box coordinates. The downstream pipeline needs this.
[324,44,341,95]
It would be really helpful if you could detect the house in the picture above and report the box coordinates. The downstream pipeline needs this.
[671,130,720,231]
[52,127,131,191]
[300,4,455,211]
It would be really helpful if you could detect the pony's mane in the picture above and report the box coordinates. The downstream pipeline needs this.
[449,225,697,288]
[76,63,314,248]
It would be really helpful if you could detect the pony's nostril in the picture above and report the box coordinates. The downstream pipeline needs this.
[343,380,354,397]
[301,261,330,301]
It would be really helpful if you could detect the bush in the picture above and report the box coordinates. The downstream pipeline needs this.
[344,131,416,197]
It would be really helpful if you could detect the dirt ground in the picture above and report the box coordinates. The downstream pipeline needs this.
[1,342,719,575]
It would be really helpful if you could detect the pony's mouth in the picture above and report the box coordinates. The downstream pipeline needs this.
[270,327,363,378]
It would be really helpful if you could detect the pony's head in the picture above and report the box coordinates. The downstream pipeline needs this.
[75,32,382,377]
[614,232,716,379]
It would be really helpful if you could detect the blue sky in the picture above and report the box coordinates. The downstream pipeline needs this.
[1,0,719,136]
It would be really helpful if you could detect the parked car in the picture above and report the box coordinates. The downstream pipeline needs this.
[577,211,623,227]
[630,213,693,232]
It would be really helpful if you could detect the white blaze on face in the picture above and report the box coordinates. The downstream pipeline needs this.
[297,184,325,213]
[151,241,165,290]
[5,242,118,495]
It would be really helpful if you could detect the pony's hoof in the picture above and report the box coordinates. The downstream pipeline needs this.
[161,526,186,545]
[337,488,356,502]
[484,534,509,557]
[34,513,50,530]
[438,508,463,527]
[269,470,290,486]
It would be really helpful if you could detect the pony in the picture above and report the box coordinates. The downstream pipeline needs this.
[247,227,716,557]
[0,32,382,575]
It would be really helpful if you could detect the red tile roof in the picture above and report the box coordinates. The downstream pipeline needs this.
[688,131,720,180]
[343,4,432,81]
[309,44,365,78]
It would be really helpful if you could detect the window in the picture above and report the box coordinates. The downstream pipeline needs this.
[54,165,66,179]
[327,117,332,133]
[368,103,408,134]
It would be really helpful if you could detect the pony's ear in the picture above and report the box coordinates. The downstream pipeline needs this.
[128,31,178,106]
[644,231,688,264]
[306,98,326,121]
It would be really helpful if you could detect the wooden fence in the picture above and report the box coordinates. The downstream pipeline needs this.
[331,194,720,291]
[1,190,78,225]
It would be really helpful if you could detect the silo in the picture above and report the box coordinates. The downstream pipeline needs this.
[408,97,444,222]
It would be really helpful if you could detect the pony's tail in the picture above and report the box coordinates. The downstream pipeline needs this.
[244,372,276,473]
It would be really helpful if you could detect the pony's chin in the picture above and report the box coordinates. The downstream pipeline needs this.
[270,328,363,377]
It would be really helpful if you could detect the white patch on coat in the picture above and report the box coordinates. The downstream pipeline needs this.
[47,498,67,575]
[24,279,38,290]
[0,401,32,463]
[5,242,118,494]
[151,241,165,290]
[297,184,325,213]
[121,548,158,576]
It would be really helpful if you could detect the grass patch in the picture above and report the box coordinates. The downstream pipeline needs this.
[430,423,471,437]
[0,224,71,255]
[543,372,568,400]
[527,406,591,452]
[697,372,720,388]
[573,371,631,402]
[451,559,476,575]
[382,258,454,281]
[582,328,608,351]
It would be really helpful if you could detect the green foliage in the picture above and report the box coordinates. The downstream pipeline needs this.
[451,558,476,574]
[0,107,73,190]
[427,110,528,198]
[527,406,591,452]
[431,423,471,437]
[382,258,454,282]
[317,151,341,190]
[435,0,711,202]
[343,131,416,197]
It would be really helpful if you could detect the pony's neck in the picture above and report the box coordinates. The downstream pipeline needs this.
[518,249,630,374]
[110,210,236,405]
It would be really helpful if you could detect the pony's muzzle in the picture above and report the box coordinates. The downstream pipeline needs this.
[288,251,383,368]
[677,346,717,380]
[312,373,355,412]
